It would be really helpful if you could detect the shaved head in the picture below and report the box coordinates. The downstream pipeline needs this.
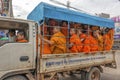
[53,26,60,33]
[71,28,76,33]
[54,26,60,31]
[70,28,76,35]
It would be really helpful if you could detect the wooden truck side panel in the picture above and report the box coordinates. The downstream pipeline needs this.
[40,51,116,73]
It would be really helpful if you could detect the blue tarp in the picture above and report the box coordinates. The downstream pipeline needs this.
[27,2,114,28]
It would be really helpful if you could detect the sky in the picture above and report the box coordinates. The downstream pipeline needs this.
[12,0,120,19]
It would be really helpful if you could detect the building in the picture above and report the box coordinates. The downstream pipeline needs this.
[0,0,13,17]
[111,16,120,39]
[95,13,110,18]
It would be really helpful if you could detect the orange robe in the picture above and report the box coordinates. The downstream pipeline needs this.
[91,26,99,31]
[82,36,91,53]
[17,39,27,42]
[103,34,112,51]
[107,29,114,47]
[108,29,114,40]
[90,36,99,52]
[97,35,103,51]
[79,33,87,42]
[70,34,82,53]
[80,33,87,39]
[40,36,51,54]
[50,32,66,54]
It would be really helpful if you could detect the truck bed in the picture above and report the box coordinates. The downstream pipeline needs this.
[39,51,116,73]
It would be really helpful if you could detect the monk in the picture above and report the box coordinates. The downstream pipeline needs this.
[77,29,87,42]
[49,19,58,26]
[61,21,68,37]
[17,31,27,42]
[107,28,114,47]
[82,28,92,53]
[107,28,114,39]
[82,36,91,53]
[40,26,66,54]
[49,19,58,35]
[95,30,103,51]
[69,28,82,53]
[40,24,51,54]
[103,31,112,51]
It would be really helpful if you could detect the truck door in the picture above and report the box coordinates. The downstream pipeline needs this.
[0,20,36,73]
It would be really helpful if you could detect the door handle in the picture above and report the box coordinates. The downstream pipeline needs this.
[20,56,29,62]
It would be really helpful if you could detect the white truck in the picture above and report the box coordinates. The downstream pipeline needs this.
[0,2,116,80]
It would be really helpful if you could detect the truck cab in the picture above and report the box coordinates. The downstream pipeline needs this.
[0,17,37,80]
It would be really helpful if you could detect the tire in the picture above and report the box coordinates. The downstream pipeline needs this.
[86,67,101,80]
[4,75,28,80]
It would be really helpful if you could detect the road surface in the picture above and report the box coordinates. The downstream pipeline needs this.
[59,51,120,80]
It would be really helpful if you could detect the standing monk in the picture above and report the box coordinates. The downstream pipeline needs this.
[69,28,82,53]
[49,19,58,35]
[40,26,66,54]
[61,21,68,37]
[40,24,51,54]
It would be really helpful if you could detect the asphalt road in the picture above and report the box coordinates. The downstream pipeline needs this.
[58,51,120,80]
[101,51,120,80]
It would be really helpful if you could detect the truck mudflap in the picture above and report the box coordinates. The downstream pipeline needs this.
[39,51,116,73]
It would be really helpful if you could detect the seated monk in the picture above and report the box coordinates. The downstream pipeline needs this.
[40,24,51,54]
[77,29,87,42]
[82,36,91,53]
[17,31,27,42]
[40,26,66,54]
[69,28,82,53]
[82,29,92,53]
[82,30,98,53]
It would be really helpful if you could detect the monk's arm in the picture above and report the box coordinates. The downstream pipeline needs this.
[39,34,54,45]
[41,38,54,45]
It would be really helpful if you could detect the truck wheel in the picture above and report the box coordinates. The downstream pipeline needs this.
[4,75,28,80]
[86,67,101,80]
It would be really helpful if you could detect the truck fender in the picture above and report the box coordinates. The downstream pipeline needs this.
[82,66,103,73]
[0,70,32,80]
[96,66,103,73]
